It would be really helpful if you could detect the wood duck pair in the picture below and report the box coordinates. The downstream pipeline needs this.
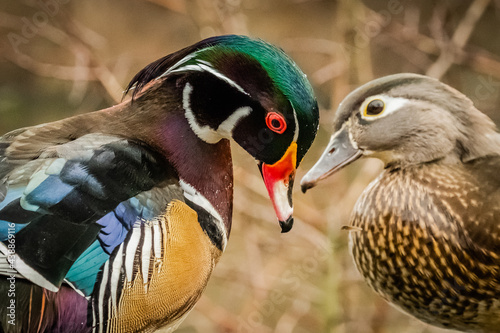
[302,73,500,333]
[0,35,319,332]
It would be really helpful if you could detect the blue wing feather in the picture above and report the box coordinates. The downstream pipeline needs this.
[65,240,110,296]
[66,193,169,296]
[63,201,138,296]
[0,135,175,291]
[24,175,74,212]
[96,202,136,254]
[0,187,29,240]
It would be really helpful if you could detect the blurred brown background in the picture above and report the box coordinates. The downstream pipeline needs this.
[1,0,500,332]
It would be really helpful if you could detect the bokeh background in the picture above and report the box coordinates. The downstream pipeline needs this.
[1,0,500,332]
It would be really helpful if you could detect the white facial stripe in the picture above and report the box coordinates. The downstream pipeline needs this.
[360,95,409,120]
[217,106,252,138]
[196,59,212,66]
[183,83,253,143]
[196,63,249,96]
[127,53,198,92]
[180,180,228,251]
[183,83,223,144]
[166,58,249,97]
[130,50,249,99]
[158,53,198,79]
[169,64,203,74]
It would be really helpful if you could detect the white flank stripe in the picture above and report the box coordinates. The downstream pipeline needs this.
[97,260,110,333]
[124,227,142,282]
[180,180,227,250]
[92,302,97,333]
[141,224,152,289]
[110,243,124,312]
[153,221,162,259]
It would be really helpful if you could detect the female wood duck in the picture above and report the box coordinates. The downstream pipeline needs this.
[0,35,319,333]
[301,73,500,333]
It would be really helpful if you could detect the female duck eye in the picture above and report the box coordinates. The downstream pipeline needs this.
[266,112,287,134]
[365,99,385,116]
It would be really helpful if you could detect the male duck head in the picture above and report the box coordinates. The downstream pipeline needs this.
[129,35,319,232]
[301,73,500,191]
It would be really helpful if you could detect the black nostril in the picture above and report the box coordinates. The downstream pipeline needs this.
[328,147,336,155]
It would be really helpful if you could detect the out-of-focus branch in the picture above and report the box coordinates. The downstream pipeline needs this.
[426,0,491,78]
[187,296,241,332]
[384,20,500,80]
[3,48,124,103]
[3,50,91,81]
[1,11,124,103]
[143,0,187,14]
[280,38,348,86]
[274,298,311,333]
[187,0,249,37]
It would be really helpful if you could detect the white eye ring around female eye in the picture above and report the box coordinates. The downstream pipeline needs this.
[359,95,409,121]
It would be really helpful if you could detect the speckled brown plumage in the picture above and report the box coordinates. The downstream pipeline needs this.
[301,73,500,333]
[350,159,500,332]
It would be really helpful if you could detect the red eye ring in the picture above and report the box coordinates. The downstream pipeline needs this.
[265,112,287,134]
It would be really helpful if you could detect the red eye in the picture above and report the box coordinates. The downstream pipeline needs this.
[265,112,287,134]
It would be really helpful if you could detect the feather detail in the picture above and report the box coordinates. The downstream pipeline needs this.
[0,136,174,290]
[92,200,222,333]
[0,34,320,333]
[125,36,229,99]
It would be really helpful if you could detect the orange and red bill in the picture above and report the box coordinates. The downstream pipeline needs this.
[259,142,297,233]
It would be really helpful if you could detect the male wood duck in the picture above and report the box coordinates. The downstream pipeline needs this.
[301,73,500,333]
[0,35,319,333]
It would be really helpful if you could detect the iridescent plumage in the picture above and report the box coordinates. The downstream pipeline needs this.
[0,35,319,332]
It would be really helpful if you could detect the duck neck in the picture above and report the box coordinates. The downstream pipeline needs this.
[157,110,234,239]
[77,82,235,249]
